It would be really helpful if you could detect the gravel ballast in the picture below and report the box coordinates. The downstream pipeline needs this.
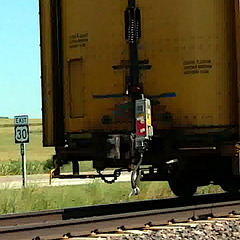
[105,219,240,240]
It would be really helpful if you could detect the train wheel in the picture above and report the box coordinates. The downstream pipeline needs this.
[220,178,240,194]
[167,159,197,198]
[168,175,197,198]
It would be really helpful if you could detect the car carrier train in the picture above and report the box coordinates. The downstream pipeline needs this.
[39,0,240,197]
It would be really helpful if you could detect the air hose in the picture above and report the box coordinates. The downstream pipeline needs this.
[129,152,144,197]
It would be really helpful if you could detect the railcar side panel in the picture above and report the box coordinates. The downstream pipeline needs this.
[61,0,133,133]
[59,0,238,134]
[141,0,237,127]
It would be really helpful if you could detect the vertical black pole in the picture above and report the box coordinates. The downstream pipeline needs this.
[127,0,140,95]
[51,0,65,147]
[126,0,142,133]
[72,161,79,175]
[21,143,27,187]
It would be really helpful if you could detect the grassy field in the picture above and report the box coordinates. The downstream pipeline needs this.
[0,119,93,175]
[0,181,224,214]
[0,119,55,162]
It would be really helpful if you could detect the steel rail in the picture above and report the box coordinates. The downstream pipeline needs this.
[1,193,240,240]
[0,209,63,227]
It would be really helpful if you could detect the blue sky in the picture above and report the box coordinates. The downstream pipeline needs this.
[0,0,41,119]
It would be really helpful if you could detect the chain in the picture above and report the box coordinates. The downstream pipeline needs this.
[97,169,122,184]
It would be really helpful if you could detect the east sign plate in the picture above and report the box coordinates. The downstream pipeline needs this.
[14,115,29,143]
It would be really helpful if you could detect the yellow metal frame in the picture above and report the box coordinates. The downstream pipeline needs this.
[40,0,239,142]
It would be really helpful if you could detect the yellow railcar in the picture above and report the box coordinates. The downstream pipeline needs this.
[40,0,240,197]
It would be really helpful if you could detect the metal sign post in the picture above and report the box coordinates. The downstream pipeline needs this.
[14,115,29,188]
[20,143,27,187]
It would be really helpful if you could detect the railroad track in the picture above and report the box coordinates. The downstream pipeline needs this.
[1,193,240,240]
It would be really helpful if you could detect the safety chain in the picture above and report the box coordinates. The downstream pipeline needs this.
[97,169,122,184]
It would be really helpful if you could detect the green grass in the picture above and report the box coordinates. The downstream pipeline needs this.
[0,160,47,175]
[197,184,224,194]
[0,160,93,175]
[0,181,224,214]
[0,119,94,175]
[0,182,172,214]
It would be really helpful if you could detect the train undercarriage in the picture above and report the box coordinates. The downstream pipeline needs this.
[51,126,240,198]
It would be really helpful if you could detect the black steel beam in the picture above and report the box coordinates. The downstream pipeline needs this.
[51,0,65,146]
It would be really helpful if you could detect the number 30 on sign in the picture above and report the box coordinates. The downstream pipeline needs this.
[15,126,29,143]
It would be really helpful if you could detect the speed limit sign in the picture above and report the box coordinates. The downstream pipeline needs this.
[14,115,29,143]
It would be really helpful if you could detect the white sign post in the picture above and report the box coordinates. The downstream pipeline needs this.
[14,115,29,187]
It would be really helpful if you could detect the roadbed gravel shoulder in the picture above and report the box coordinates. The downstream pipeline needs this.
[0,171,131,189]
